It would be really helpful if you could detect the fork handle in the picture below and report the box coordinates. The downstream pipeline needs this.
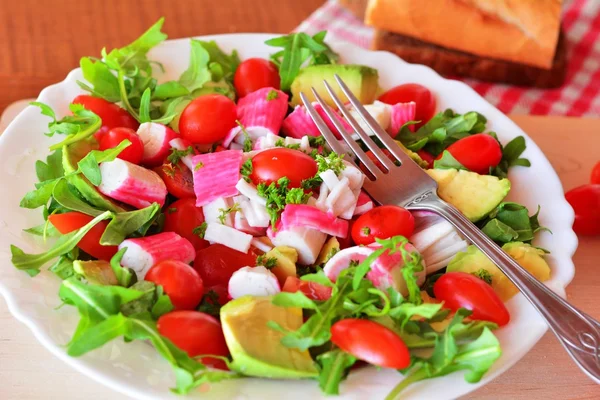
[410,194,600,384]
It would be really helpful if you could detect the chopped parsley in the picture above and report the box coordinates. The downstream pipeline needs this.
[257,177,310,228]
[308,136,327,148]
[194,161,204,171]
[274,138,301,150]
[236,120,253,152]
[256,255,278,269]
[266,89,279,101]
[472,268,493,285]
[167,207,177,214]
[192,222,207,238]
[361,226,371,235]
[217,203,241,224]
[167,146,194,165]
[197,290,221,317]
[348,259,360,268]
[301,152,346,190]
[241,158,253,182]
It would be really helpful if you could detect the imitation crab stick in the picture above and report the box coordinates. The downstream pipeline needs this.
[353,191,374,216]
[98,158,167,209]
[388,101,416,135]
[268,224,327,265]
[137,122,178,167]
[280,204,349,238]
[204,222,253,253]
[223,87,288,147]
[281,105,321,138]
[203,197,235,227]
[169,137,197,171]
[228,266,280,299]
[192,150,242,207]
[118,232,196,279]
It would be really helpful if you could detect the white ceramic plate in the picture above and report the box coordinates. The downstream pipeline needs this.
[0,34,578,399]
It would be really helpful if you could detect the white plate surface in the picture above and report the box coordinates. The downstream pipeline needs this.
[0,34,577,399]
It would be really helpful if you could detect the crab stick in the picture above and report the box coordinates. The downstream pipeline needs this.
[280,204,349,238]
[137,122,179,167]
[204,222,253,253]
[228,266,280,299]
[268,224,327,265]
[192,150,242,207]
[388,101,416,135]
[169,137,197,171]
[281,105,321,138]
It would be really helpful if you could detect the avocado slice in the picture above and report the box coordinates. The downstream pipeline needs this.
[290,64,379,108]
[265,246,298,286]
[220,296,318,379]
[426,169,510,222]
[394,140,428,168]
[315,237,340,265]
[447,242,551,301]
[62,139,126,213]
[73,260,118,285]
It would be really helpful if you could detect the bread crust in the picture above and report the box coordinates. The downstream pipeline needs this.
[365,0,562,69]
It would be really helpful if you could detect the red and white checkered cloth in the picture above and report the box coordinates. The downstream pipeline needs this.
[296,0,600,116]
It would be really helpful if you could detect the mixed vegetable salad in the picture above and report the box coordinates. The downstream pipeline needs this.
[10,18,553,398]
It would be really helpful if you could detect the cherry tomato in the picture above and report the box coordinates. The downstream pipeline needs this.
[157,311,229,369]
[351,205,415,245]
[250,148,318,188]
[591,161,600,184]
[193,244,257,288]
[72,95,139,137]
[437,134,502,175]
[417,149,434,169]
[163,198,209,251]
[331,319,410,369]
[378,84,436,128]
[48,212,118,261]
[146,260,204,310]
[179,94,237,144]
[565,184,600,236]
[282,276,332,301]
[360,149,395,174]
[154,161,195,199]
[98,127,144,164]
[234,58,280,98]
[434,272,510,326]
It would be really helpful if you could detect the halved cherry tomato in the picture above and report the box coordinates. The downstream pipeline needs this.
[351,205,415,245]
[154,161,195,199]
[193,244,257,288]
[71,95,139,137]
[179,94,237,144]
[250,148,318,188]
[437,133,502,174]
[331,319,410,369]
[434,272,510,326]
[234,58,280,98]
[378,84,436,129]
[146,260,204,310]
[157,311,229,369]
[565,184,600,236]
[417,149,434,169]
[163,198,209,251]
[48,212,118,261]
[282,276,332,301]
[98,127,144,164]
[591,161,600,184]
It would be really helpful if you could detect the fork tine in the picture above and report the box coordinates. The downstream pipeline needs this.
[323,80,396,171]
[299,93,349,157]
[309,89,382,178]
[333,74,415,166]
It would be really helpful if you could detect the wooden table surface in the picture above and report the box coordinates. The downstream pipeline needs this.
[1,1,599,399]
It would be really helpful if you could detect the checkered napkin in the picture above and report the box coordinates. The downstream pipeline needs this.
[296,0,600,116]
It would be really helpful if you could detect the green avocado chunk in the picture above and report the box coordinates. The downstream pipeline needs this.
[73,260,118,285]
[426,168,510,222]
[220,296,318,379]
[290,64,379,108]
[62,139,126,213]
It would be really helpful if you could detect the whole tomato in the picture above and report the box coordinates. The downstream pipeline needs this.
[234,58,280,98]
[351,205,415,245]
[437,134,502,174]
[565,184,600,236]
[434,271,510,326]
[157,311,229,369]
[250,148,318,188]
[99,127,144,165]
[154,161,196,199]
[591,161,600,184]
[179,94,237,144]
[145,260,204,310]
[163,198,209,251]
[72,95,139,136]
[378,84,436,129]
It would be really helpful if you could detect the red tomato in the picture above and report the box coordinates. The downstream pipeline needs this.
[250,148,318,188]
[378,84,436,128]
[193,244,257,287]
[360,149,394,174]
[565,184,600,236]
[163,198,209,251]
[591,161,600,184]
[154,161,195,199]
[157,311,229,369]
[331,319,410,369]
[234,58,280,98]
[179,94,237,144]
[437,134,502,175]
[434,272,510,326]
[417,149,434,168]
[98,127,144,164]
[282,276,332,301]
[146,260,204,310]
[351,205,415,245]
[72,95,139,136]
[48,212,118,261]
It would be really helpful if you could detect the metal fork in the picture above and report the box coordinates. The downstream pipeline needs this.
[301,74,600,384]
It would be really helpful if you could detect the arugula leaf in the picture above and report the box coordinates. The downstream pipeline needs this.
[479,202,549,244]
[138,88,152,123]
[52,179,103,216]
[100,203,160,245]
[109,248,136,288]
[35,149,64,182]
[153,81,190,100]
[316,350,356,395]
[491,136,531,178]
[433,150,468,170]
[11,211,112,276]
[77,139,131,185]
[23,221,61,238]
[48,254,77,280]
[198,40,240,82]
[20,178,62,209]
[78,57,121,101]
[119,281,157,316]
[152,285,175,319]
[178,40,212,92]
